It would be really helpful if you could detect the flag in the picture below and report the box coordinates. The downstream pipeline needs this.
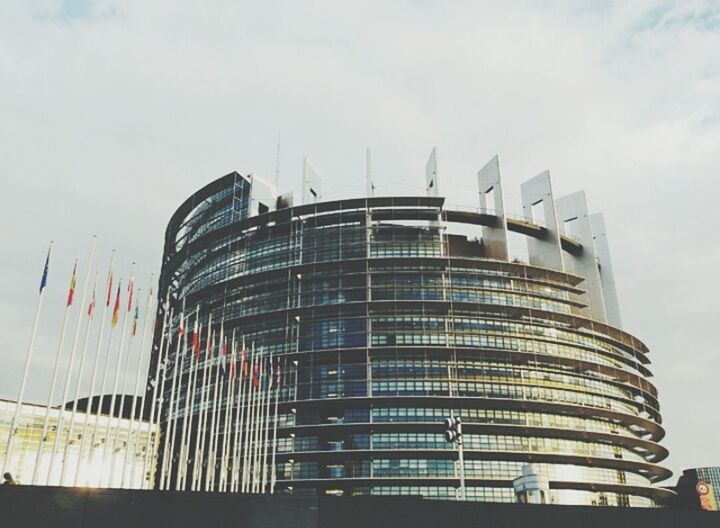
[252,360,260,388]
[178,313,186,336]
[39,246,51,293]
[220,338,227,374]
[127,275,134,312]
[105,272,113,307]
[131,301,140,336]
[241,346,249,380]
[275,358,282,386]
[66,261,77,307]
[111,282,121,327]
[87,286,96,317]
[228,349,236,380]
[191,321,201,358]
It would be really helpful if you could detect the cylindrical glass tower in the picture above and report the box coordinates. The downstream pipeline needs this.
[154,171,672,506]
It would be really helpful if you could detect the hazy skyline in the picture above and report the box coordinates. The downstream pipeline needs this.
[1,1,719,481]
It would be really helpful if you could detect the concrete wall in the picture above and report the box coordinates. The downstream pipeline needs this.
[0,486,717,528]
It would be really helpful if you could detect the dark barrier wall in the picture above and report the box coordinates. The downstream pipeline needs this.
[0,486,717,528]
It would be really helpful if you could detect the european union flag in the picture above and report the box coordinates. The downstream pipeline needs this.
[39,246,51,293]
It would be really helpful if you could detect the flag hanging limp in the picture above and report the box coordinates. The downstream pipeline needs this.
[39,245,51,293]
[111,282,121,327]
[66,261,78,307]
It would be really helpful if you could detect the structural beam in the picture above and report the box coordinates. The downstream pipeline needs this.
[520,171,564,271]
[477,155,509,261]
[556,191,607,321]
[591,213,623,328]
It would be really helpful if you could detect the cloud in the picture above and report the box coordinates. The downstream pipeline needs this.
[1,0,718,480]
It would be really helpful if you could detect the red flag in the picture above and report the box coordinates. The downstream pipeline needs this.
[191,326,201,358]
[66,261,77,307]
[178,314,186,336]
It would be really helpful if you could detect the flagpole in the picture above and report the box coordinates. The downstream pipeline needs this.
[143,300,172,489]
[218,331,234,491]
[191,315,212,491]
[261,356,274,492]
[205,327,224,491]
[269,358,283,494]
[258,356,271,493]
[192,312,215,491]
[241,344,255,493]
[32,257,79,485]
[48,237,96,484]
[78,256,115,486]
[121,281,155,488]
[233,336,248,493]
[177,306,200,490]
[181,313,203,491]
[59,268,100,486]
[85,272,122,486]
[208,334,232,491]
[2,242,52,478]
[229,336,243,492]
[106,276,138,488]
[162,307,186,490]
[100,265,134,486]
[206,340,222,491]
[251,349,265,493]
[142,292,173,489]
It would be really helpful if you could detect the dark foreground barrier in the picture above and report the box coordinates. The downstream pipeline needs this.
[0,486,717,528]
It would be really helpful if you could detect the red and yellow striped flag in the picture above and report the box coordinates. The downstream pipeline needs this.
[111,282,121,327]
[66,262,78,307]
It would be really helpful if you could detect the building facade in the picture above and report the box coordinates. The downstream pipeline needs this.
[0,397,157,488]
[155,161,672,506]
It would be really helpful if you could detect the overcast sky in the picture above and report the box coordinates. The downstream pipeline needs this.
[1,1,718,482]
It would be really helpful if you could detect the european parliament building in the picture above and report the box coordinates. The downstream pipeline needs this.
[154,153,672,507]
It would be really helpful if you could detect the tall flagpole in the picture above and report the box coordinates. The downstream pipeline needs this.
[121,281,155,488]
[85,274,122,486]
[100,266,134,486]
[269,358,283,493]
[106,276,138,487]
[241,343,256,493]
[205,326,225,491]
[252,348,265,493]
[191,316,212,491]
[161,307,186,489]
[229,336,244,492]
[142,299,172,489]
[3,242,52,478]
[32,258,79,485]
[48,237,96,484]
[205,338,222,491]
[217,331,234,491]
[261,356,274,492]
[59,268,100,486]
[232,337,248,492]
[177,306,200,490]
[188,313,213,491]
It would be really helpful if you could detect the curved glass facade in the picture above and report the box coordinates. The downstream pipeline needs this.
[155,172,671,507]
